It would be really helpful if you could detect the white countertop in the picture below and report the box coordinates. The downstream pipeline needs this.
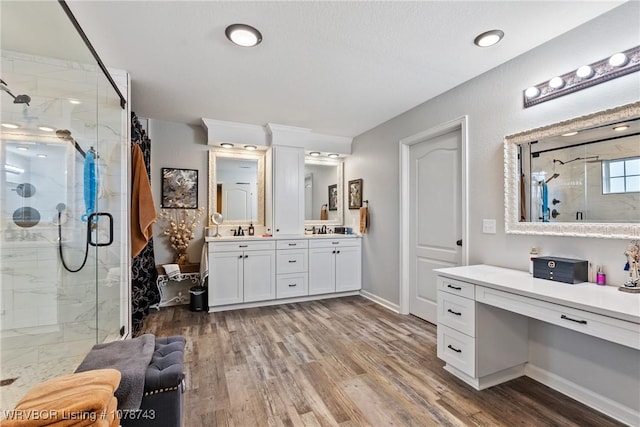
[205,234,361,242]
[435,264,640,324]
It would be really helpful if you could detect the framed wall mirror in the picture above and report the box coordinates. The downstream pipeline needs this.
[504,101,640,238]
[304,158,344,226]
[208,149,265,226]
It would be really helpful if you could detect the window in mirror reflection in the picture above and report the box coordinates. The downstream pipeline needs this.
[603,157,640,194]
[216,157,258,222]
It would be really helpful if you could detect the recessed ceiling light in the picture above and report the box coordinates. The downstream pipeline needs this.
[225,24,262,47]
[17,146,29,151]
[613,125,630,132]
[608,53,628,67]
[38,126,55,132]
[220,142,234,148]
[327,153,339,158]
[473,30,504,47]
[309,152,321,157]
[244,145,257,151]
[562,131,578,137]
[1,123,20,129]
[37,153,47,158]
[69,99,81,105]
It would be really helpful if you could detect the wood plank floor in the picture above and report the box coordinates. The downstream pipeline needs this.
[138,296,624,427]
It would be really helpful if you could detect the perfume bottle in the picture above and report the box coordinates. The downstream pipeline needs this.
[248,223,254,236]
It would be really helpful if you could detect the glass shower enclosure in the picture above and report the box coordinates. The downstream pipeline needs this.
[0,1,129,410]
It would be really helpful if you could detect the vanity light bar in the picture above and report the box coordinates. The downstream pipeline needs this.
[523,45,640,108]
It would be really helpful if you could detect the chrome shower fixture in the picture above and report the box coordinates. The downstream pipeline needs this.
[0,78,31,106]
[553,156,599,165]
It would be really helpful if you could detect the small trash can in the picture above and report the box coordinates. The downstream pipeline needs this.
[189,286,207,312]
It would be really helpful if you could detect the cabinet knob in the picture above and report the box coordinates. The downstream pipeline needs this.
[336,250,340,254]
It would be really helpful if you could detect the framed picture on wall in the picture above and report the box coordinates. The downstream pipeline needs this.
[161,168,198,208]
[348,179,363,209]
[328,184,338,211]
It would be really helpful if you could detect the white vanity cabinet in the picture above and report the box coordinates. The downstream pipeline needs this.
[309,238,361,295]
[436,276,528,389]
[208,240,276,306]
[276,239,308,298]
[272,145,304,235]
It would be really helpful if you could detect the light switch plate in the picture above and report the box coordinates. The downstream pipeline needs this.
[482,219,496,234]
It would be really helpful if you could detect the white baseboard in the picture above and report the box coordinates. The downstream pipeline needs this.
[359,290,400,313]
[525,364,639,427]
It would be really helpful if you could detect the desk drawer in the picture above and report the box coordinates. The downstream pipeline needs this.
[438,276,475,299]
[438,292,476,337]
[277,250,308,274]
[437,324,475,377]
[276,273,308,298]
[476,286,640,350]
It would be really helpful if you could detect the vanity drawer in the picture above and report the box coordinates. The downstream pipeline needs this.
[277,240,308,249]
[437,324,476,377]
[438,276,475,299]
[476,286,640,350]
[438,292,476,337]
[209,240,276,253]
[277,250,308,274]
[308,238,360,249]
[276,273,308,298]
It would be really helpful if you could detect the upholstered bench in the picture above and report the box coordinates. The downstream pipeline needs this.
[76,335,185,427]
[121,336,186,427]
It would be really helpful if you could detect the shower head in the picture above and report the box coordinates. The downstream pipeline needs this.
[55,129,73,141]
[55,129,87,158]
[13,94,31,106]
[0,79,30,106]
[545,173,560,184]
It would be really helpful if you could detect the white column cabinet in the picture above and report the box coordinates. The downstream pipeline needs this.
[309,239,361,295]
[272,145,304,235]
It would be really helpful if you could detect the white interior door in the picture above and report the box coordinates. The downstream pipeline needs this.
[223,183,250,220]
[409,129,462,323]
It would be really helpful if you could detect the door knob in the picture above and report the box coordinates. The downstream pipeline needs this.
[456,239,462,246]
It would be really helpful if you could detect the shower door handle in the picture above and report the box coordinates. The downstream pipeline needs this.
[88,212,114,247]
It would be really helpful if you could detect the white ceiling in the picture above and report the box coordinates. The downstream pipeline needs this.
[64,1,625,138]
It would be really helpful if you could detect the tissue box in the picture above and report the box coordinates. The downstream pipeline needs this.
[533,256,588,284]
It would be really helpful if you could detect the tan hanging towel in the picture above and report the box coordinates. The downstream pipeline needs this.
[131,144,157,257]
[320,204,328,220]
[359,205,369,234]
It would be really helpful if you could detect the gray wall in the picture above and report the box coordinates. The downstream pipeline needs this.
[345,2,640,302]
[343,2,640,412]
[149,119,208,265]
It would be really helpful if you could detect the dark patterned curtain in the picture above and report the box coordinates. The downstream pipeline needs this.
[131,112,159,334]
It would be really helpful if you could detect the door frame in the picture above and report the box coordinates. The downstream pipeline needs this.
[399,116,469,315]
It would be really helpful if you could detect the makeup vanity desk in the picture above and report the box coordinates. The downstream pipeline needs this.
[435,264,640,424]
